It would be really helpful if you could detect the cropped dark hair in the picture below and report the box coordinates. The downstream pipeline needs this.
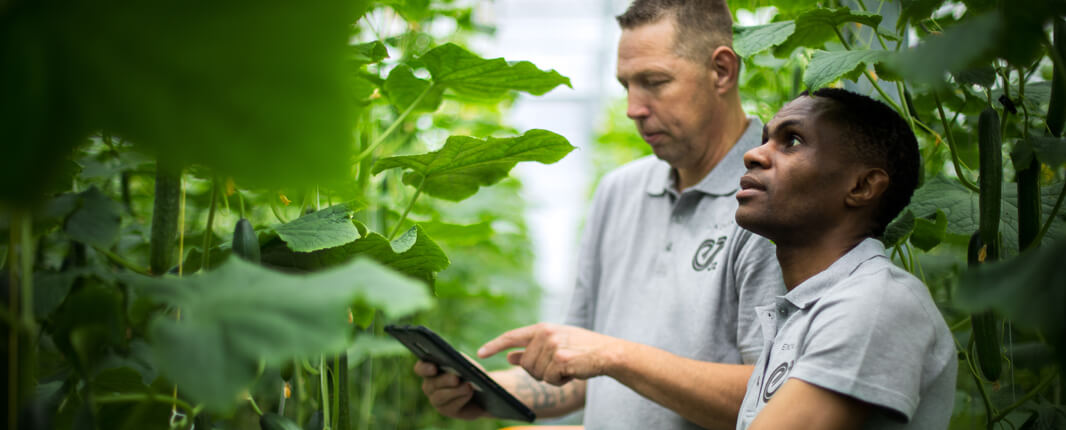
[616,0,733,63]
[809,88,921,237]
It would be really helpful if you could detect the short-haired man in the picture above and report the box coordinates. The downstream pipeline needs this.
[415,0,783,429]
[733,88,957,428]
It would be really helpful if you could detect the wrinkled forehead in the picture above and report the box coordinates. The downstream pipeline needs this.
[767,96,829,130]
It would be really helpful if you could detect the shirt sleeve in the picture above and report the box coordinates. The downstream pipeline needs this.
[788,269,936,420]
[563,174,613,330]
[732,229,784,364]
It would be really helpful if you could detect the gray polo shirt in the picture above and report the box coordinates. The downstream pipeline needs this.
[565,117,784,429]
[736,238,957,429]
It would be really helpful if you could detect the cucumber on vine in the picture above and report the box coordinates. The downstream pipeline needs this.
[967,232,1002,381]
[233,218,261,263]
[977,107,1002,244]
[149,159,181,275]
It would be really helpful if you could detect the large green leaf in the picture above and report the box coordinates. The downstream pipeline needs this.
[773,8,883,57]
[906,176,1066,253]
[64,187,123,248]
[0,0,358,205]
[384,65,445,112]
[262,225,449,284]
[273,201,367,252]
[886,12,1001,85]
[733,21,795,58]
[420,43,572,100]
[121,257,431,412]
[372,129,574,201]
[803,49,890,90]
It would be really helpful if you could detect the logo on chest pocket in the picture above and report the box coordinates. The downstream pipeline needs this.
[691,236,727,271]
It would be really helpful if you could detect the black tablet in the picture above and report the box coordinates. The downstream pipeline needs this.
[384,324,536,422]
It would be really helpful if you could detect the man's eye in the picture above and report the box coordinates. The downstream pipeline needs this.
[785,135,803,147]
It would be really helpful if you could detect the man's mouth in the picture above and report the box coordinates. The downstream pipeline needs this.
[736,175,766,199]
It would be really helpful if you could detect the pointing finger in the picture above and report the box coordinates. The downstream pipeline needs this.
[478,325,539,358]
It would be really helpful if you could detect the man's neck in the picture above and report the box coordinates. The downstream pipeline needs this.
[676,104,748,191]
[775,233,866,291]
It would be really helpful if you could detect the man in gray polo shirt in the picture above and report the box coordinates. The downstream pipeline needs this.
[733,88,956,428]
[415,0,783,429]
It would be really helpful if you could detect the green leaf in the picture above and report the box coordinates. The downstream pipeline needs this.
[64,187,123,248]
[92,367,148,395]
[372,129,574,201]
[773,8,883,57]
[346,335,409,368]
[262,225,449,285]
[384,65,445,112]
[0,0,359,205]
[121,257,431,412]
[906,176,1066,254]
[803,49,890,91]
[886,12,1001,85]
[1029,137,1066,167]
[274,201,367,252]
[882,210,915,248]
[910,210,947,251]
[733,21,795,58]
[351,41,388,65]
[420,43,572,100]
[957,238,1066,369]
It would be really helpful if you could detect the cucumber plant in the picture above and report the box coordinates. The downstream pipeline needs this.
[1,1,571,429]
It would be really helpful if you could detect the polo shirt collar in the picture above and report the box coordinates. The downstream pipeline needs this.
[782,237,887,310]
[645,117,765,197]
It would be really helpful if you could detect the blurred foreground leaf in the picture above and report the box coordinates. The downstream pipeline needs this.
[958,238,1066,369]
[0,0,358,205]
[121,257,431,412]
[372,129,574,201]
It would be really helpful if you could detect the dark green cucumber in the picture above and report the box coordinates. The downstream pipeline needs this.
[1016,158,1041,250]
[977,107,1002,244]
[967,232,1003,381]
[232,218,260,263]
[149,158,181,275]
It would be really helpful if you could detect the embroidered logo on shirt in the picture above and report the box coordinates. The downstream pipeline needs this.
[761,360,794,403]
[691,236,727,271]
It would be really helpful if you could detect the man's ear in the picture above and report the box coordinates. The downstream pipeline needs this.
[845,168,890,208]
[708,46,740,93]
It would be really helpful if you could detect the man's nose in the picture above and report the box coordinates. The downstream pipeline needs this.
[626,91,650,119]
[743,145,770,170]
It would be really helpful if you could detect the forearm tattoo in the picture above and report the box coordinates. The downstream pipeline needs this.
[513,373,580,410]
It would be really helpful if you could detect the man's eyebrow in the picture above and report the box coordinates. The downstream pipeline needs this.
[767,119,801,134]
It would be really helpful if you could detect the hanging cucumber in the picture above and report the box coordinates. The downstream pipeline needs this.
[977,107,1002,244]
[149,159,181,275]
[232,218,261,263]
[967,232,1002,381]
[1022,18,1066,249]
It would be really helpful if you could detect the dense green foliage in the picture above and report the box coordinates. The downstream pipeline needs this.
[4,0,1066,429]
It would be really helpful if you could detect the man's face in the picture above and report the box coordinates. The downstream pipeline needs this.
[734,96,859,243]
[616,16,723,167]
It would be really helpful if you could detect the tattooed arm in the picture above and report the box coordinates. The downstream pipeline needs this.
[415,362,585,420]
[492,367,586,417]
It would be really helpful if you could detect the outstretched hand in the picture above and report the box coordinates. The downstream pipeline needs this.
[478,323,623,386]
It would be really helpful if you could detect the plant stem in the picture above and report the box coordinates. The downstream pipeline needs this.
[954,336,997,426]
[991,370,1059,423]
[353,84,436,164]
[331,355,340,430]
[320,356,332,430]
[150,158,182,275]
[201,178,219,271]
[238,189,246,220]
[337,354,350,430]
[933,93,981,192]
[1034,182,1066,247]
[247,394,264,416]
[389,177,425,240]
[178,175,186,277]
[95,393,198,414]
[949,316,973,332]
[93,246,150,276]
[270,202,290,224]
